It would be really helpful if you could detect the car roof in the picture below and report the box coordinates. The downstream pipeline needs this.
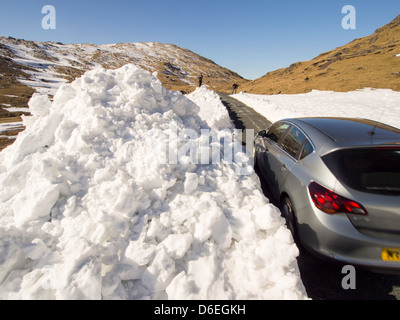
[288,117,400,149]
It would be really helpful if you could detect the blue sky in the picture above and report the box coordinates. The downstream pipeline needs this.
[1,0,399,79]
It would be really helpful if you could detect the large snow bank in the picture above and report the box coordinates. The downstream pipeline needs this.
[233,89,400,129]
[0,65,307,300]
[187,87,233,130]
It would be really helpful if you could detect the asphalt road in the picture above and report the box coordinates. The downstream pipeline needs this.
[218,92,400,300]
[217,92,271,144]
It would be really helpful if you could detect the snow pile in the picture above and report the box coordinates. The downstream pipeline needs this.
[0,65,307,300]
[187,87,233,130]
[233,89,400,129]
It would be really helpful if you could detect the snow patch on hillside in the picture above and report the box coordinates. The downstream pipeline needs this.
[233,89,400,129]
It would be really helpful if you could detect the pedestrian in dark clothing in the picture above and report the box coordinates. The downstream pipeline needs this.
[232,83,239,94]
[198,74,203,87]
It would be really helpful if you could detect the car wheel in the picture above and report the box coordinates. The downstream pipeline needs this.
[281,196,298,241]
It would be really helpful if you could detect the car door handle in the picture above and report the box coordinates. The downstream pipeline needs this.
[281,163,287,170]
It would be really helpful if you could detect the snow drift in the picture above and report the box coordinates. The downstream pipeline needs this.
[233,89,400,129]
[0,65,307,300]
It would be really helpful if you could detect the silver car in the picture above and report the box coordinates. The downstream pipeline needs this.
[254,117,400,272]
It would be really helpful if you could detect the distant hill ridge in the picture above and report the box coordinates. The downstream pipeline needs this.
[0,37,244,96]
[0,37,245,150]
[241,14,400,94]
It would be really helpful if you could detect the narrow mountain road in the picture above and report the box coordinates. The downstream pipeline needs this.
[218,92,400,301]
[217,92,271,145]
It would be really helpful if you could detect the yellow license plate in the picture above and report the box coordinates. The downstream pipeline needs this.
[382,248,400,262]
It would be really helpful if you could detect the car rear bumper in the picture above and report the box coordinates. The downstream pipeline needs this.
[330,253,400,273]
[297,203,400,272]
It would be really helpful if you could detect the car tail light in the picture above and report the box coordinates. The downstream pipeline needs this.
[308,182,368,215]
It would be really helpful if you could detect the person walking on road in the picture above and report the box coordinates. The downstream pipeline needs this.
[232,83,239,94]
[198,74,203,87]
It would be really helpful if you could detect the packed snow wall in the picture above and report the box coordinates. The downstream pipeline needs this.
[0,65,307,300]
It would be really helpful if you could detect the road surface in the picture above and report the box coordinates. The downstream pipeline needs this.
[217,92,271,145]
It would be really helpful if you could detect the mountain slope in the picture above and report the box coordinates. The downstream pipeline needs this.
[0,37,246,150]
[0,37,245,95]
[241,14,400,94]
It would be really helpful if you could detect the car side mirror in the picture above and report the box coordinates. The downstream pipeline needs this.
[257,130,268,138]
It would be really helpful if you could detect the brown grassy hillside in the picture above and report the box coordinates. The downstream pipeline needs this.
[0,50,34,151]
[242,14,400,94]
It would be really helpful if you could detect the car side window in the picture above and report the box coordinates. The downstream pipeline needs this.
[281,126,308,159]
[300,140,314,160]
[266,122,290,143]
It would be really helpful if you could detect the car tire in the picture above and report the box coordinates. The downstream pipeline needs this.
[281,196,298,241]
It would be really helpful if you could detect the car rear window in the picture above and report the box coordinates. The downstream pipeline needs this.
[322,148,400,195]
